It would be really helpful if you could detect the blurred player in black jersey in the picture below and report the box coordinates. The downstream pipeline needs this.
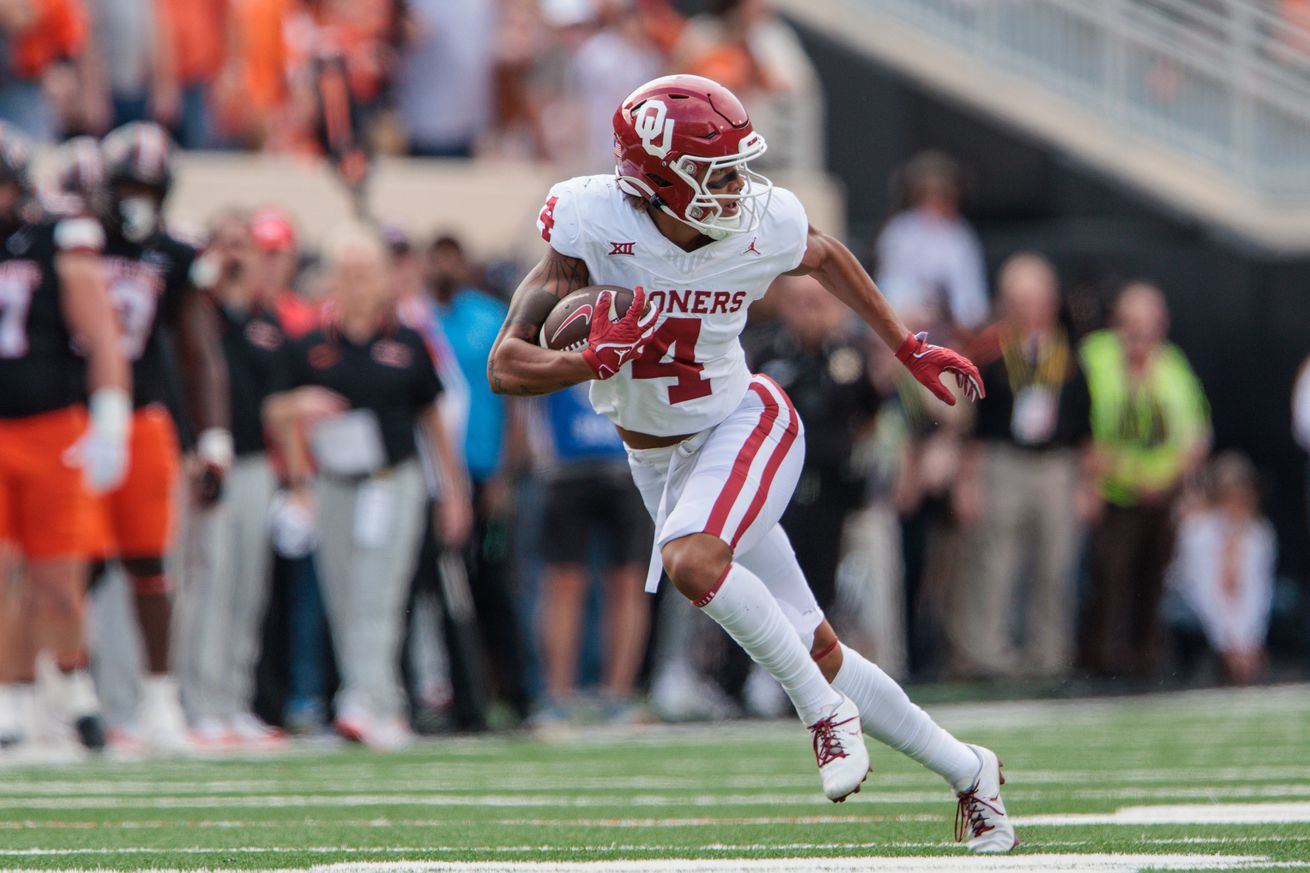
[0,122,131,753]
[83,122,231,751]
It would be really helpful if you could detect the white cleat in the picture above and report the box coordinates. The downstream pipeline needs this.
[139,675,193,754]
[956,744,1017,853]
[808,695,870,802]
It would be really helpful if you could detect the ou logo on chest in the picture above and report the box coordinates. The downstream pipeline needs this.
[634,99,675,159]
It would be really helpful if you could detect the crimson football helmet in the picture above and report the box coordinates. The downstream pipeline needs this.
[613,75,772,240]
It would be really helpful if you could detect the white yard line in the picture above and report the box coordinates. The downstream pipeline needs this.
[2,853,1302,873]
[1017,801,1310,825]
[5,782,1310,810]
[6,765,1310,795]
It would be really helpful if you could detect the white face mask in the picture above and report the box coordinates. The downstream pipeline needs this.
[119,196,158,242]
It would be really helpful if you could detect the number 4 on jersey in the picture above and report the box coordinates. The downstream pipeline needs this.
[632,316,712,404]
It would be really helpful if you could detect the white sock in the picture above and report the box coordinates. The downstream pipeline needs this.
[696,564,842,725]
[832,644,981,791]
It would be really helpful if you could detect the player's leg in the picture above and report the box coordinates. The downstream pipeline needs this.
[0,537,35,749]
[0,448,27,748]
[113,407,188,749]
[650,377,866,801]
[13,408,106,749]
[737,521,1015,852]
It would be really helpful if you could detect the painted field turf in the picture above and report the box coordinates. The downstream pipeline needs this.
[1,685,1308,872]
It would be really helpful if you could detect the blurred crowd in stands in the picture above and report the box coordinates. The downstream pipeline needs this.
[0,0,820,172]
[0,0,1305,760]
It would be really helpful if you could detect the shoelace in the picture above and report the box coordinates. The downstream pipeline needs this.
[954,785,1004,843]
[809,715,855,768]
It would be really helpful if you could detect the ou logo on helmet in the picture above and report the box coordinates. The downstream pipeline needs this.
[634,100,675,159]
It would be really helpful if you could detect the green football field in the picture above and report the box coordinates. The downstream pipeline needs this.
[2,685,1309,872]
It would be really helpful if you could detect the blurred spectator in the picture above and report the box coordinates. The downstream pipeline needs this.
[673,0,822,171]
[426,234,531,724]
[389,226,478,732]
[532,383,651,726]
[239,206,333,734]
[263,222,471,749]
[568,0,663,173]
[1079,281,1210,679]
[750,275,881,614]
[180,209,285,747]
[875,151,989,334]
[1291,353,1310,524]
[249,208,319,337]
[215,0,294,148]
[523,0,600,163]
[157,0,232,148]
[1168,452,1275,685]
[86,0,179,130]
[0,0,93,141]
[952,254,1092,680]
[888,309,974,677]
[396,0,495,157]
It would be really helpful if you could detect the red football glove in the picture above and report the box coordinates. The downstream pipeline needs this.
[895,331,985,406]
[582,286,657,380]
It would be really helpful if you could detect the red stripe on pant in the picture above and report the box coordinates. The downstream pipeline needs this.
[727,377,800,549]
[704,381,781,540]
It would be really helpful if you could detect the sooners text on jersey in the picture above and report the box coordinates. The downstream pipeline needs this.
[538,175,809,437]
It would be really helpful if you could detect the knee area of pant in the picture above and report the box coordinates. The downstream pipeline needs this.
[661,535,731,602]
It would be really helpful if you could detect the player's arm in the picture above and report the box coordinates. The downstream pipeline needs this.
[791,226,983,405]
[175,288,234,495]
[789,226,910,350]
[174,289,228,432]
[57,249,132,492]
[57,251,129,398]
[487,247,595,396]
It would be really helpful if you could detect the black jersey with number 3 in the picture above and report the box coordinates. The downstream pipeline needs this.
[0,219,102,419]
[100,232,198,409]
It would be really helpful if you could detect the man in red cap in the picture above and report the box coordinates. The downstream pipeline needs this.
[249,208,319,339]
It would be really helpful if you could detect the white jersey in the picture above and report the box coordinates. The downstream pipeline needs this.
[537,174,809,436]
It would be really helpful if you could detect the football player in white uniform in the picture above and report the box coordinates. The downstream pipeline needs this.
[488,75,1014,853]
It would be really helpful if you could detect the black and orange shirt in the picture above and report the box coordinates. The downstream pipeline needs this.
[0,217,103,419]
[269,322,441,466]
[100,232,198,409]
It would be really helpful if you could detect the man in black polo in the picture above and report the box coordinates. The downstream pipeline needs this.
[263,224,471,749]
[182,210,288,746]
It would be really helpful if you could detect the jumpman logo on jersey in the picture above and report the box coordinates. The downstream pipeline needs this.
[743,237,763,257]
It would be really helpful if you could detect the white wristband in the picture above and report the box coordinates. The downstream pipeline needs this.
[89,388,132,441]
[198,428,235,470]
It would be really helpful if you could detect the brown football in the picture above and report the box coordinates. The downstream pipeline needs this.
[538,285,639,352]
